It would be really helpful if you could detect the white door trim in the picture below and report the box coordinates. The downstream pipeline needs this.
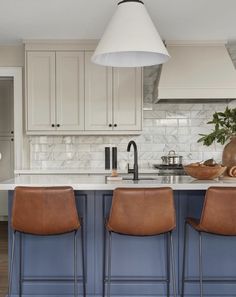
[0,67,23,170]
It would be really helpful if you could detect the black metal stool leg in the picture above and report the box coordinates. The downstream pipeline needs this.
[166,233,170,297]
[181,222,188,297]
[199,231,203,297]
[107,231,112,297]
[102,223,107,297]
[74,230,78,297]
[81,223,86,297]
[19,232,22,297]
[8,231,16,297]
[170,232,177,297]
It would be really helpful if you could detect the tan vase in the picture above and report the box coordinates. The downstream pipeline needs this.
[222,136,236,175]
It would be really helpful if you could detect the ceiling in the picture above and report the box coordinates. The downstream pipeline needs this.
[0,0,236,44]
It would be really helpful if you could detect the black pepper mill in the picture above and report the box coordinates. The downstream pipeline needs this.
[112,147,117,170]
[105,147,111,170]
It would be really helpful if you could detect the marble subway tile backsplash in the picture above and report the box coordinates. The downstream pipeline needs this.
[29,100,236,171]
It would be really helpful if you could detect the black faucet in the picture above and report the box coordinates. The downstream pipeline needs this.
[127,140,139,180]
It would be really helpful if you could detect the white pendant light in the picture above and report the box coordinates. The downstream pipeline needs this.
[92,0,170,67]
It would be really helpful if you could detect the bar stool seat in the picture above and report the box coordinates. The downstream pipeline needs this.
[9,186,86,297]
[181,186,236,297]
[12,186,80,235]
[103,187,177,297]
[107,187,176,236]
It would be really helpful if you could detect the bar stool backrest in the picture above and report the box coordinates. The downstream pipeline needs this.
[107,187,176,236]
[200,187,236,235]
[12,186,80,235]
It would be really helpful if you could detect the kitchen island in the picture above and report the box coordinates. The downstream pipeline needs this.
[1,174,236,297]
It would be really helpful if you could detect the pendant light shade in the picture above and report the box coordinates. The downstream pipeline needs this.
[92,0,170,67]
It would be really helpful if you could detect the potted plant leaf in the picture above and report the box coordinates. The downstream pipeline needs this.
[198,107,236,176]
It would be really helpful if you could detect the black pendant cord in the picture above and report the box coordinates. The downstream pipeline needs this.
[118,0,144,5]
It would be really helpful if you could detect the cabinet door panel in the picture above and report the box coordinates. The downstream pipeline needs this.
[0,79,13,136]
[0,137,14,216]
[113,68,142,131]
[27,52,56,131]
[56,52,85,131]
[85,51,112,131]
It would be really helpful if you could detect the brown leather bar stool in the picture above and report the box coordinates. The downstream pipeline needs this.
[103,187,177,297]
[9,186,86,297]
[181,187,236,297]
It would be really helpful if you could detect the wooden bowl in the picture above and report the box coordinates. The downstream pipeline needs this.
[183,164,227,180]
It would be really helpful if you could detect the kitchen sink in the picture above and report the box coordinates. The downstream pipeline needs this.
[122,177,157,181]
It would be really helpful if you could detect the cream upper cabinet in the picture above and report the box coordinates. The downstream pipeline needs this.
[26,43,143,135]
[27,51,56,131]
[26,51,85,133]
[85,51,142,132]
[56,52,84,131]
[113,68,142,131]
[85,51,113,131]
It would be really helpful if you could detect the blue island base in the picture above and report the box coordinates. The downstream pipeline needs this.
[7,190,236,297]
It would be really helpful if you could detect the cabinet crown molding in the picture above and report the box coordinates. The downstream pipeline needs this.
[24,40,99,51]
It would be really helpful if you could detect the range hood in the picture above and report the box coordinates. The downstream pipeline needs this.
[156,41,236,102]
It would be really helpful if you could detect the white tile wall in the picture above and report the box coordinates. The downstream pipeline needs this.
[29,45,236,171]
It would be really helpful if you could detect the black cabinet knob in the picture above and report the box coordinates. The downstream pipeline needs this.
[57,124,60,127]
[51,124,55,127]
[11,131,14,134]
[109,124,112,127]
[114,124,117,127]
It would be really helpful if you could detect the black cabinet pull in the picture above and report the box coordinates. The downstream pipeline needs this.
[51,124,55,127]
[11,131,14,134]
[57,124,60,127]
[114,124,117,127]
[109,124,112,127]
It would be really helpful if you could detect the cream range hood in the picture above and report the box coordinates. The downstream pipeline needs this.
[156,41,236,102]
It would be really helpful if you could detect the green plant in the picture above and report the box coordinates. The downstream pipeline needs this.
[198,107,236,146]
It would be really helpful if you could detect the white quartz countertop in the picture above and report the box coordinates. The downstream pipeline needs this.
[14,169,159,175]
[1,174,236,191]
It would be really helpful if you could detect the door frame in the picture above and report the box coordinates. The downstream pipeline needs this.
[0,67,23,170]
